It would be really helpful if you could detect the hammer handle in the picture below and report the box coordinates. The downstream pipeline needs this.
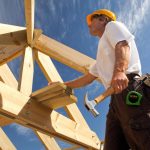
[95,87,114,104]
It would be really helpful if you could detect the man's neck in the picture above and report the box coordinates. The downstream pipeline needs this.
[98,29,105,38]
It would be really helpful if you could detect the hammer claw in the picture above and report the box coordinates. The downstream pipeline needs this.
[85,103,90,111]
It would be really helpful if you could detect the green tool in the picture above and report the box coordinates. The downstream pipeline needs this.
[126,76,147,106]
[126,91,142,106]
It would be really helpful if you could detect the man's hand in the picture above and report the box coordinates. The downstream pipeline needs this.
[111,72,129,94]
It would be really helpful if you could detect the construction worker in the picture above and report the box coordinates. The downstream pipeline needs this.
[50,9,150,149]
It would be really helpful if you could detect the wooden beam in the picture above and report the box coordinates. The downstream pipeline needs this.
[34,51,62,82]
[0,29,27,45]
[31,81,66,98]
[0,23,25,35]
[0,29,27,65]
[31,29,42,48]
[32,89,67,101]
[24,0,35,44]
[64,103,90,129]
[18,46,34,96]
[0,64,16,126]
[40,95,77,110]
[35,131,61,150]
[0,64,18,89]
[0,81,30,115]
[0,116,12,127]
[0,128,16,150]
[0,64,61,150]
[31,82,77,109]
[50,111,100,149]
[0,46,24,65]
[0,81,100,149]
[33,50,91,129]
[34,34,95,74]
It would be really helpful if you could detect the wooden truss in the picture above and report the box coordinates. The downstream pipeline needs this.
[0,0,103,149]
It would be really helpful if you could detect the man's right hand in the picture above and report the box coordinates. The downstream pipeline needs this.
[111,72,129,94]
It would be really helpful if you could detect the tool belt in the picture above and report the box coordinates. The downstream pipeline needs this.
[126,73,150,106]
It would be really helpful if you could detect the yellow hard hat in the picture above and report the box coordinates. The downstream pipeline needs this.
[86,9,116,25]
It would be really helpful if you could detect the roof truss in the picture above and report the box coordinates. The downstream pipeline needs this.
[0,0,103,149]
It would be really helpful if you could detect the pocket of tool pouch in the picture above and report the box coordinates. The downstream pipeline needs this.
[129,111,150,146]
[129,112,150,131]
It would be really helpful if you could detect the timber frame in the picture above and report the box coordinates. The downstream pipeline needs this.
[0,0,103,149]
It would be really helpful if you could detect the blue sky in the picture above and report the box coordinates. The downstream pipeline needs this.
[0,0,150,149]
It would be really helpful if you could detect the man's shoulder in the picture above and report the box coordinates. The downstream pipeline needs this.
[107,21,125,28]
[106,21,128,32]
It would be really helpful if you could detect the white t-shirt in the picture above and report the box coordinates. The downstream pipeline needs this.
[89,21,141,89]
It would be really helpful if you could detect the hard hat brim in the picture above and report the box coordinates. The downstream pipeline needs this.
[86,14,94,26]
[86,9,116,26]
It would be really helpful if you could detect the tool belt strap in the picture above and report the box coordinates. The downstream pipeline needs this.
[139,73,150,87]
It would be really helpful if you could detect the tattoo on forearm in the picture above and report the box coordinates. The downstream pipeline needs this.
[114,40,130,73]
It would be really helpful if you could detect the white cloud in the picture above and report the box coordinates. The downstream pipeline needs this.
[100,0,111,9]
[10,123,33,137]
[47,0,56,18]
[85,80,102,97]
[118,0,150,34]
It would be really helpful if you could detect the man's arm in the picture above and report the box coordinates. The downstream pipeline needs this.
[111,40,130,93]
[64,72,97,89]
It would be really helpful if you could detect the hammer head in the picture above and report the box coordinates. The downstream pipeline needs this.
[84,92,99,117]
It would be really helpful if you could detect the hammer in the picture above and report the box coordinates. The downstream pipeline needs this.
[84,87,114,117]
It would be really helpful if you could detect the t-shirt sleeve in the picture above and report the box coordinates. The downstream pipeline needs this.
[105,21,134,48]
[89,61,99,77]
